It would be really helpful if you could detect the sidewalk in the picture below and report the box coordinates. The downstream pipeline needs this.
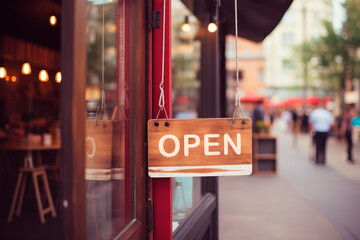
[219,120,360,240]
[290,124,360,181]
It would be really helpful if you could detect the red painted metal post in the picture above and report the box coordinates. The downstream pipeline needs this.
[151,0,172,239]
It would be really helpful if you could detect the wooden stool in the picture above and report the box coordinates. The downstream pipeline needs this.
[8,166,57,223]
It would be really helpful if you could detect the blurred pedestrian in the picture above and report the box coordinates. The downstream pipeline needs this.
[281,109,292,131]
[269,111,275,125]
[335,109,344,141]
[300,109,309,133]
[252,99,264,133]
[341,107,355,162]
[291,108,300,146]
[291,109,298,131]
[309,103,333,164]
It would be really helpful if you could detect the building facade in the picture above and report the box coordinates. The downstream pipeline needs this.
[263,0,332,98]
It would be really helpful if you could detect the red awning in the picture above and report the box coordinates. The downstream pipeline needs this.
[281,97,304,107]
[240,93,262,103]
[305,95,322,105]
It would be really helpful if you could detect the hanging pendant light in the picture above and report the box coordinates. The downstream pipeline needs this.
[39,69,49,82]
[0,53,6,79]
[11,76,17,82]
[207,15,217,33]
[181,16,191,32]
[55,71,61,83]
[0,30,6,79]
[207,21,217,33]
[0,66,6,79]
[21,62,32,75]
[21,42,32,75]
[49,15,57,26]
[49,0,57,26]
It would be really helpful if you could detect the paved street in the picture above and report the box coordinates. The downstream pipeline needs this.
[219,120,360,240]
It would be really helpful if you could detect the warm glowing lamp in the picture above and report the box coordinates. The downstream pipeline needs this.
[21,62,32,75]
[55,71,62,83]
[49,15,57,26]
[5,76,10,81]
[11,76,17,82]
[39,70,49,82]
[0,67,6,78]
[207,22,217,33]
[181,16,191,32]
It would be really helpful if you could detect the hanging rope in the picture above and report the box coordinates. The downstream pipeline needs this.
[96,1,109,121]
[232,0,246,123]
[155,0,169,123]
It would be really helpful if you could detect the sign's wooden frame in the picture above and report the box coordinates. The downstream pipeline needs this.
[148,118,252,177]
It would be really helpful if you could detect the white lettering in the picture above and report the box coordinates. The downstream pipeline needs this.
[159,135,180,157]
[184,134,200,156]
[224,133,241,155]
[86,137,96,157]
[204,134,220,156]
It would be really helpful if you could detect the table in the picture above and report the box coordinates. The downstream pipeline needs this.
[0,138,61,168]
[0,138,61,223]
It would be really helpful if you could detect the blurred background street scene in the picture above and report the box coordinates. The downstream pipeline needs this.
[171,0,360,238]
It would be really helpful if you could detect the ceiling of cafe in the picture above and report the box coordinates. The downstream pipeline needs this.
[184,0,293,42]
[0,0,61,51]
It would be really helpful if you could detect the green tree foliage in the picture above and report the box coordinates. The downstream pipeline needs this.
[296,0,360,103]
[315,20,346,91]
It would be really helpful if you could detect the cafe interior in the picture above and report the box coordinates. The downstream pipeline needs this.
[0,0,62,238]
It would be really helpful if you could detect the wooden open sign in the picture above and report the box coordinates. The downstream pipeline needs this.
[148,118,252,177]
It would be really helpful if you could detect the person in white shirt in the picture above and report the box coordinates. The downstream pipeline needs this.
[309,103,333,164]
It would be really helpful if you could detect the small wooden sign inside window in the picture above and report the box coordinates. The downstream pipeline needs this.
[147,118,252,178]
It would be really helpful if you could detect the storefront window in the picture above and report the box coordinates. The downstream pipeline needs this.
[171,0,202,231]
[86,0,133,238]
[0,1,61,238]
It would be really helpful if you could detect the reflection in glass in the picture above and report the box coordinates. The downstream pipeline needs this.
[173,181,188,221]
[171,0,202,232]
[86,0,132,239]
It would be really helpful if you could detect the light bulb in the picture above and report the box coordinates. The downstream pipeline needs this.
[0,67,7,78]
[207,22,217,33]
[21,62,32,75]
[11,76,17,82]
[181,23,191,32]
[49,15,57,26]
[55,71,62,83]
[39,70,49,82]
[181,16,191,32]
[5,76,10,81]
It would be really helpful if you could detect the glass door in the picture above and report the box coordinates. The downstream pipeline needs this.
[60,0,147,239]
[85,0,147,239]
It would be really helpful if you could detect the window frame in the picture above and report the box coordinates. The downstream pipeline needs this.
[61,0,147,239]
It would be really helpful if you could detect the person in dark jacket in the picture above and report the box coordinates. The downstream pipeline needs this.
[341,107,355,162]
[252,100,264,133]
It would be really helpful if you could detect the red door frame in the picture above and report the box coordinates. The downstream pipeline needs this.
[149,0,172,239]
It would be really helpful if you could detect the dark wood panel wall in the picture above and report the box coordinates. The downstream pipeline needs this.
[2,35,61,70]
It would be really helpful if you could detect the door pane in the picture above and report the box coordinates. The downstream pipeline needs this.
[171,0,202,231]
[86,0,133,239]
